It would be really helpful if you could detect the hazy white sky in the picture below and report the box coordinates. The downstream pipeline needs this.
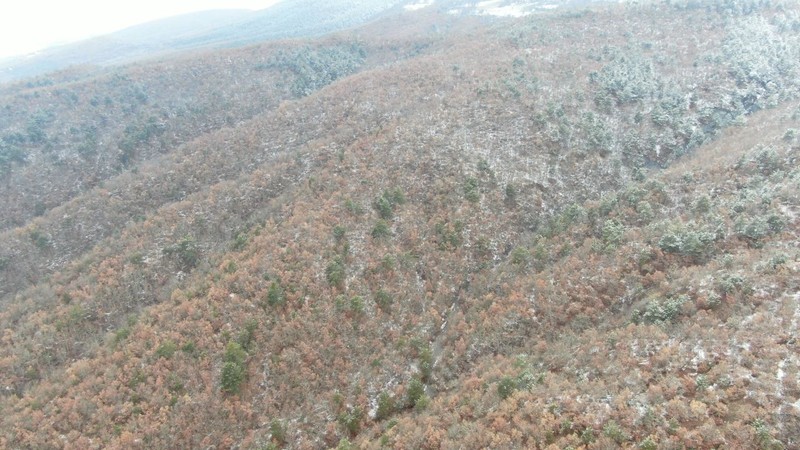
[0,0,282,59]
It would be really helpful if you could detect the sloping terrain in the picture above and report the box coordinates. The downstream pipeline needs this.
[1,1,799,449]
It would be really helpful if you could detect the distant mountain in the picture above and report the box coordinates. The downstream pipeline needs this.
[0,10,254,83]
[0,0,617,84]
[181,0,409,46]
[0,0,407,83]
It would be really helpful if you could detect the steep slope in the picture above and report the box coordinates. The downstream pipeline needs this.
[0,13,446,299]
[1,1,799,449]
[355,100,800,449]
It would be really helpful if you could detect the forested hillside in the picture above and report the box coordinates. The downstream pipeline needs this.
[1,1,799,448]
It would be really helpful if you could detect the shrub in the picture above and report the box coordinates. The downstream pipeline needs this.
[270,419,286,445]
[167,373,184,394]
[181,341,197,356]
[464,177,480,202]
[344,198,364,215]
[338,406,363,436]
[336,438,354,450]
[696,374,709,391]
[414,394,430,410]
[380,254,396,272]
[639,437,658,450]
[658,224,719,262]
[349,296,365,315]
[326,256,346,289]
[603,420,630,444]
[236,319,258,351]
[498,376,517,400]
[333,225,347,242]
[374,188,405,219]
[510,247,530,266]
[602,219,625,249]
[375,289,392,312]
[371,220,391,239]
[735,216,777,247]
[562,203,585,224]
[516,369,543,390]
[384,187,406,206]
[231,232,248,251]
[504,183,518,207]
[766,254,788,271]
[225,342,247,366]
[375,392,395,421]
[112,327,131,346]
[418,345,433,382]
[434,221,463,250]
[155,340,177,359]
[693,195,711,214]
[0,138,27,176]
[29,229,52,250]
[497,369,542,401]
[753,418,785,450]
[221,342,247,394]
[719,273,746,294]
[26,115,48,144]
[375,195,393,219]
[163,235,199,270]
[636,201,655,223]
[128,369,146,389]
[766,214,785,234]
[267,281,285,308]
[128,253,145,266]
[224,261,237,274]
[581,428,596,445]
[334,294,349,312]
[755,148,781,175]
[117,116,166,166]
[406,378,425,408]
[220,361,245,394]
[599,194,618,216]
[633,296,686,325]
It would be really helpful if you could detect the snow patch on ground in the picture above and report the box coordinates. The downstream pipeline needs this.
[776,359,787,402]
[476,1,535,17]
[780,204,797,221]
[690,343,706,369]
[446,1,551,17]
[404,0,434,11]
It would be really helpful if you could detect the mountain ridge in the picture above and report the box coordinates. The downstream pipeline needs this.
[0,0,617,84]
[0,0,411,83]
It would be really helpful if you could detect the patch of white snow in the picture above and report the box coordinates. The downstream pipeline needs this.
[404,0,434,11]
[476,1,534,17]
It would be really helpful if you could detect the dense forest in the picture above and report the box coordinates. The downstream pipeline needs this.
[1,0,799,448]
